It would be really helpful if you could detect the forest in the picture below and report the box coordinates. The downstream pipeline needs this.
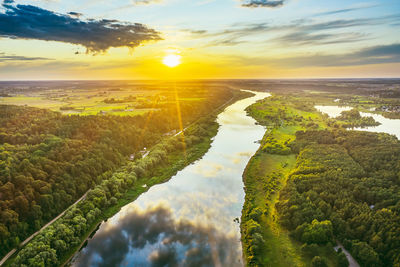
[277,130,400,266]
[241,92,400,267]
[0,86,234,261]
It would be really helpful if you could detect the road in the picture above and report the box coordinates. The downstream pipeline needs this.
[0,191,89,266]
[335,242,360,267]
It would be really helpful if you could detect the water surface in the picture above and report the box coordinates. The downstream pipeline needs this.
[72,91,270,267]
[315,105,400,139]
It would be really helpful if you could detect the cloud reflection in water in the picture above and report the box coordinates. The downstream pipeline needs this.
[73,204,242,267]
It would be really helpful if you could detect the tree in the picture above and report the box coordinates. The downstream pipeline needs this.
[301,220,333,244]
[337,252,349,267]
[352,241,380,267]
[311,256,328,267]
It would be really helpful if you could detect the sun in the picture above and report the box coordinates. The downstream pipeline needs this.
[163,54,181,68]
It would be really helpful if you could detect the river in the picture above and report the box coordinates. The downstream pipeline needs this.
[315,105,400,139]
[71,91,270,267]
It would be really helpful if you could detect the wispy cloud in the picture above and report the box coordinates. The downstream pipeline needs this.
[313,3,377,17]
[0,53,52,62]
[131,0,163,5]
[232,43,400,67]
[0,1,162,53]
[183,14,400,47]
[241,0,285,8]
[272,31,369,46]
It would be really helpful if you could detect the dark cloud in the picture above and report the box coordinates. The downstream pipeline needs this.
[358,43,400,59]
[67,12,83,18]
[0,1,162,53]
[241,0,285,8]
[148,248,178,267]
[0,52,52,62]
[72,205,242,267]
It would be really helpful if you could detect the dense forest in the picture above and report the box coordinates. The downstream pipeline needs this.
[241,93,400,267]
[277,130,400,266]
[0,87,233,259]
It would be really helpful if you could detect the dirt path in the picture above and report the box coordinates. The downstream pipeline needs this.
[335,242,360,267]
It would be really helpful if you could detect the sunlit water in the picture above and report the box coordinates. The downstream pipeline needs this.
[315,105,400,139]
[72,91,270,267]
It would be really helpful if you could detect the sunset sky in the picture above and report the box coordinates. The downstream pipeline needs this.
[0,0,399,80]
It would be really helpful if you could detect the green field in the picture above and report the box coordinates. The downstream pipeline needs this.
[0,86,205,116]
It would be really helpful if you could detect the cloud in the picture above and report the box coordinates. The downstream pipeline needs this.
[72,204,241,267]
[358,43,400,59]
[272,31,368,46]
[67,11,83,18]
[241,0,285,8]
[182,29,208,35]
[313,3,377,17]
[314,7,365,16]
[0,53,52,62]
[194,162,224,177]
[0,1,162,53]
[231,43,400,68]
[184,15,400,47]
[132,0,163,5]
[269,16,400,47]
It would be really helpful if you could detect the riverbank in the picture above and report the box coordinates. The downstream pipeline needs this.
[4,89,252,267]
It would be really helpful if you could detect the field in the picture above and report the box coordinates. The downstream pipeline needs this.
[0,81,209,116]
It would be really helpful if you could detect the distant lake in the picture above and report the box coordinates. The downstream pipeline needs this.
[71,91,270,267]
[315,105,400,139]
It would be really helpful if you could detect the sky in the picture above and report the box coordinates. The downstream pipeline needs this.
[0,0,399,80]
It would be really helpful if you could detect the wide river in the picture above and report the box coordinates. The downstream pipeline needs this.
[72,91,270,267]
